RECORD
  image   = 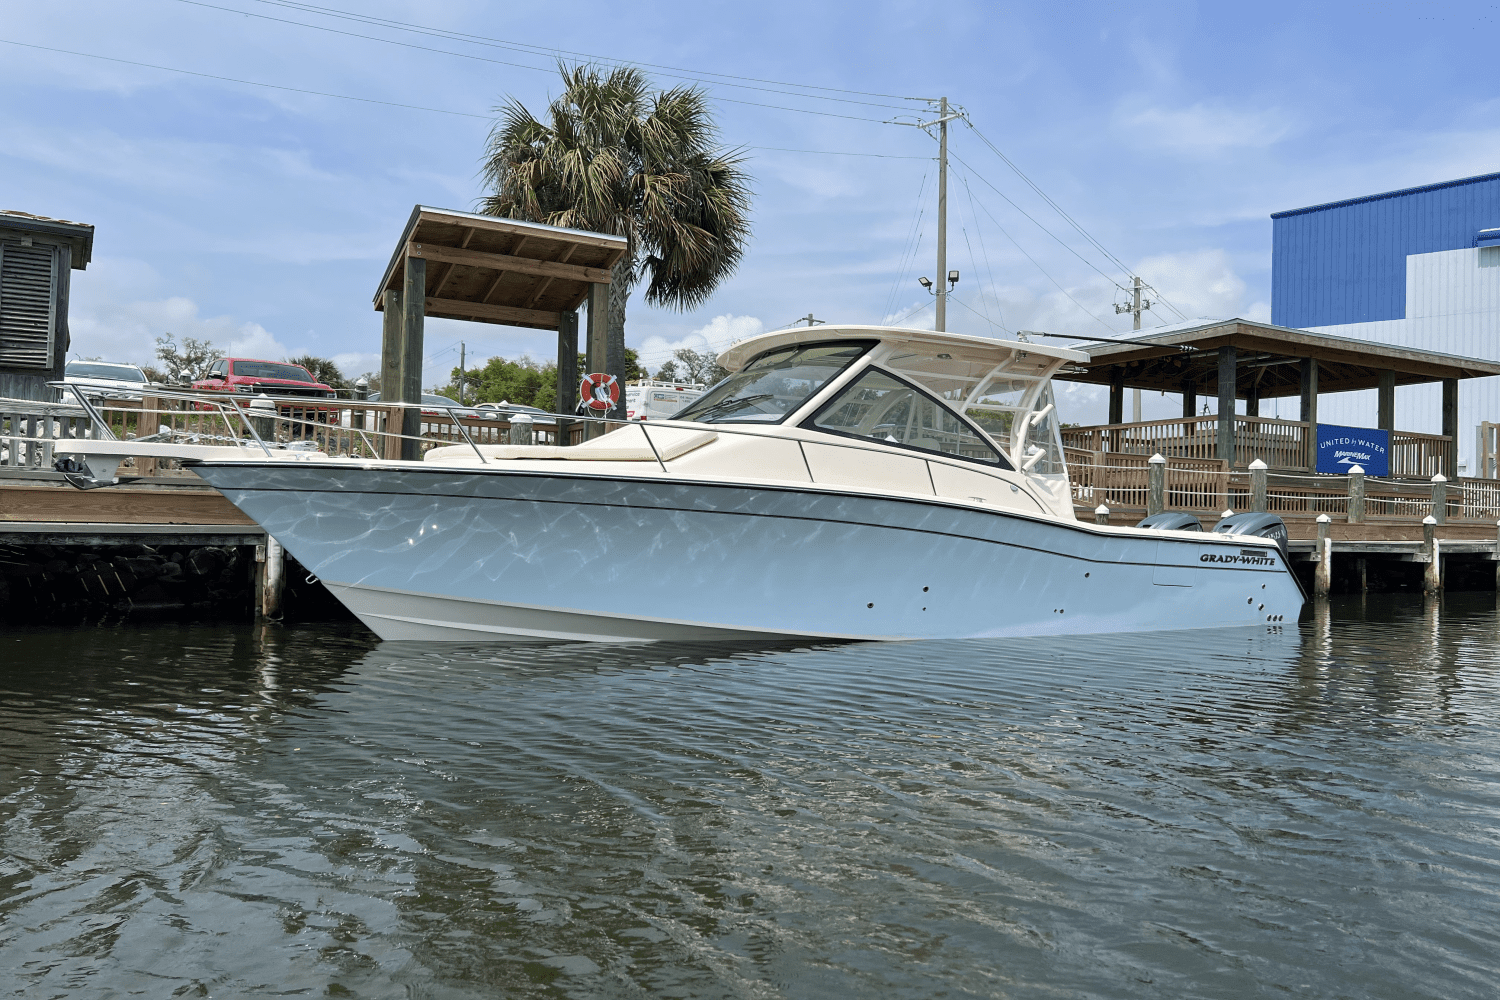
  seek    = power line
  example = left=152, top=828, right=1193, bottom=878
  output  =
left=961, top=175, right=1008, bottom=334
left=964, top=123, right=1190, bottom=322
left=950, top=148, right=1127, bottom=293
left=234, top=0, right=935, bottom=104
left=170, top=0, right=910, bottom=121
left=951, top=163, right=1116, bottom=333
left=0, top=37, right=498, bottom=120
left=882, top=169, right=931, bottom=323
left=747, top=146, right=931, bottom=159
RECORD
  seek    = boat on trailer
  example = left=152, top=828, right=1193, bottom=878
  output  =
left=56, top=325, right=1304, bottom=642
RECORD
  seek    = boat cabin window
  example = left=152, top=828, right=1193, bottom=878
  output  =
left=807, top=367, right=1011, bottom=468
left=675, top=341, right=873, bottom=424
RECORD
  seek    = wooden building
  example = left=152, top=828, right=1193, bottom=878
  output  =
left=0, top=211, right=94, bottom=402
left=1055, top=318, right=1500, bottom=477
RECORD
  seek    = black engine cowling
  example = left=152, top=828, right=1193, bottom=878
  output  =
left=1137, top=512, right=1203, bottom=531
left=1211, top=511, right=1289, bottom=559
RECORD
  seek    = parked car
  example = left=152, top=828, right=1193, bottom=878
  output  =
left=62, top=360, right=157, bottom=401
left=365, top=392, right=482, bottom=420
left=473, top=401, right=558, bottom=426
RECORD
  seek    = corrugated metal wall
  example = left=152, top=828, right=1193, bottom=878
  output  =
left=1271, top=173, right=1500, bottom=329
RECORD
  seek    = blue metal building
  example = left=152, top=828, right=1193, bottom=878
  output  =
left=1271, top=172, right=1500, bottom=473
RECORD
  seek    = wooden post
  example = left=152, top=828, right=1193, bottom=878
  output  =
left=1494, top=519, right=1500, bottom=592
left=1422, top=516, right=1440, bottom=594
left=1441, top=377, right=1458, bottom=478
left=1249, top=458, right=1267, bottom=513
left=509, top=413, right=534, bottom=446
left=262, top=535, right=285, bottom=619
left=1217, top=345, right=1237, bottom=466
left=1315, top=514, right=1332, bottom=597
left=1431, top=473, right=1447, bottom=525
left=1347, top=464, right=1365, bottom=523
left=1147, top=453, right=1165, bottom=516
left=1245, top=387, right=1260, bottom=418
left=1181, top=378, right=1197, bottom=421
left=1094, top=504, right=1110, bottom=525
left=586, top=282, right=609, bottom=439
left=1357, top=557, right=1368, bottom=593
left=1300, top=358, right=1319, bottom=469
left=137, top=395, right=159, bottom=478
left=400, top=255, right=427, bottom=460
left=556, top=308, right=579, bottom=446
left=1377, top=370, right=1395, bottom=433
left=1108, top=370, right=1124, bottom=426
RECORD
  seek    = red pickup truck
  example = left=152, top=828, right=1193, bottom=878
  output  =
left=192, top=359, right=338, bottom=425
left=193, top=358, right=337, bottom=401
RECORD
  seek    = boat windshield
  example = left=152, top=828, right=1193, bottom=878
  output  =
left=808, top=367, right=1009, bottom=467
left=674, top=341, right=874, bottom=424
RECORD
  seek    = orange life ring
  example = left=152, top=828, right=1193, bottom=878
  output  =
left=579, top=373, right=620, bottom=412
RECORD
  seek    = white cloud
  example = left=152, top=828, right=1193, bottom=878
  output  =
left=635, top=314, right=764, bottom=373
left=1114, top=100, right=1293, bottom=157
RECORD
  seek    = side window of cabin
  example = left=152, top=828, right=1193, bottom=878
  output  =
left=809, top=368, right=1009, bottom=468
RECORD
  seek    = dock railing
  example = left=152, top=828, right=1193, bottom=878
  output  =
left=1061, top=416, right=1451, bottom=478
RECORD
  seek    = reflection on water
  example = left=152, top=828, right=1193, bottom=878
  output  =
left=3, top=598, right=1500, bottom=998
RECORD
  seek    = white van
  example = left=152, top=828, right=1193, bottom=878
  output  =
left=625, top=380, right=705, bottom=421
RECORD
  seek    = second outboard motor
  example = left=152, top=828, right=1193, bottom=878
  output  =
left=1137, top=511, right=1203, bottom=531
left=1212, top=511, right=1289, bottom=560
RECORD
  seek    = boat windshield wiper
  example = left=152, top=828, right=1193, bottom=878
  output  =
left=691, top=393, right=774, bottom=421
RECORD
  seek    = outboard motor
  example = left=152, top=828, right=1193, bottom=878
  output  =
left=1212, top=511, right=1289, bottom=560
left=1137, top=511, right=1203, bottom=531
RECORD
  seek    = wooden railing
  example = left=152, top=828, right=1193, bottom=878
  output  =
left=1, top=398, right=93, bottom=470
left=1062, top=417, right=1451, bottom=477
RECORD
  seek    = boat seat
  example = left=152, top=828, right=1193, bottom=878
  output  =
left=423, top=427, right=717, bottom=464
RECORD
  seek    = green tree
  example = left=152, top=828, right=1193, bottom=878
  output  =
left=656, top=347, right=726, bottom=385
left=153, top=333, right=220, bottom=383
left=479, top=64, right=751, bottom=417
left=285, top=355, right=348, bottom=389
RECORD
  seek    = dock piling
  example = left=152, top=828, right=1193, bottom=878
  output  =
left=253, top=538, right=285, bottom=619
left=1431, top=474, right=1448, bottom=525
left=1094, top=503, right=1110, bottom=525
left=1422, top=516, right=1441, bottom=594
left=509, top=412, right=534, bottom=447
left=1250, top=458, right=1267, bottom=513
left=1347, top=464, right=1366, bottom=523
left=1315, top=514, right=1332, bottom=597
left=1146, top=454, right=1165, bottom=516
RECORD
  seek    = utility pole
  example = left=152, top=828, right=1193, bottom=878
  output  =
left=1115, top=276, right=1152, bottom=421
left=458, top=341, right=465, bottom=405
left=936, top=96, right=949, bottom=332
left=898, top=97, right=962, bottom=331
left=800, top=314, right=825, bottom=327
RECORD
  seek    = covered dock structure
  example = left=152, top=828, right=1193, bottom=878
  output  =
left=373, top=206, right=629, bottom=457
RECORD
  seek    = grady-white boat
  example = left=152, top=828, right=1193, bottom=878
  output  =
left=57, top=326, right=1304, bottom=641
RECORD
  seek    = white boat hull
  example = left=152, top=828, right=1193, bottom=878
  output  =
left=190, top=461, right=1305, bottom=642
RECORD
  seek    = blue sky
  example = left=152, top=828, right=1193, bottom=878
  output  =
left=5, top=0, right=1498, bottom=421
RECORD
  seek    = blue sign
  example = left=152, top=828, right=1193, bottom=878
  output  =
left=1316, top=424, right=1389, bottom=476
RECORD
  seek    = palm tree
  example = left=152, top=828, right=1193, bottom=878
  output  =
left=478, top=64, right=752, bottom=414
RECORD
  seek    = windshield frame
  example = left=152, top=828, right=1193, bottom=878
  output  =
left=801, top=364, right=1014, bottom=470
left=672, top=339, right=877, bottom=425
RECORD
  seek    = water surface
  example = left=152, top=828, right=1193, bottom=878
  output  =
left=3, top=597, right=1499, bottom=998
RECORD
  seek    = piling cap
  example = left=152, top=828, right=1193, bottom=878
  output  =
left=248, top=394, right=275, bottom=411
left=511, top=412, right=533, bottom=424
left=1148, top=453, right=1166, bottom=465
left=1348, top=465, right=1364, bottom=475
left=1423, top=515, right=1437, bottom=524
left=1094, top=504, right=1109, bottom=514
left=1316, top=513, right=1331, bottom=523
left=1432, top=473, right=1447, bottom=483
left=1221, top=509, right=1234, bottom=518
left=1248, top=458, right=1268, bottom=470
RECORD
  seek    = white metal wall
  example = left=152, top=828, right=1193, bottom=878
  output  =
left=1307, top=246, right=1500, bottom=475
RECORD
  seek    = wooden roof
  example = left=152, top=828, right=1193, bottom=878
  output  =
left=373, top=206, right=628, bottom=331
left=1054, top=318, right=1500, bottom=398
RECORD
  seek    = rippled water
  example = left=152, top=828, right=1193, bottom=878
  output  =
left=3, top=598, right=1500, bottom=998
